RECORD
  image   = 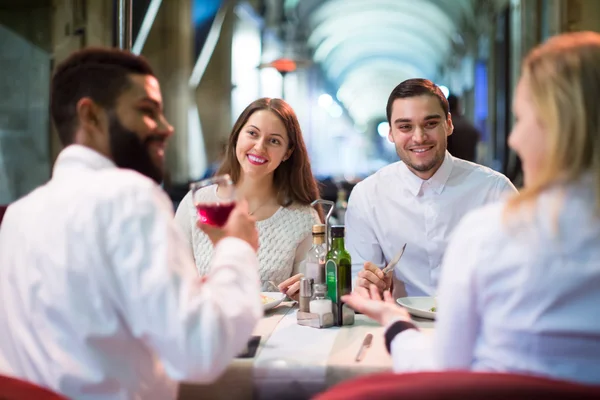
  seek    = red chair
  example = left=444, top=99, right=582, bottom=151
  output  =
left=314, top=371, right=600, bottom=400
left=0, top=375, right=68, bottom=400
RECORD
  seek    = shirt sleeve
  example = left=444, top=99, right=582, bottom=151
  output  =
left=389, top=328, right=436, bottom=372
left=107, top=185, right=263, bottom=383
left=387, top=209, right=485, bottom=372
left=495, top=175, right=519, bottom=199
left=431, top=209, right=483, bottom=369
left=345, top=184, right=385, bottom=283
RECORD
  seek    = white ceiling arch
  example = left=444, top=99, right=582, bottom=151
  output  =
left=322, top=39, right=439, bottom=85
left=287, top=0, right=475, bottom=126
left=336, top=63, right=423, bottom=125
left=307, top=6, right=455, bottom=55
left=336, top=61, right=426, bottom=103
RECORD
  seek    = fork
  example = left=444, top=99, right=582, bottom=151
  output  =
left=382, top=243, right=407, bottom=274
left=266, top=280, right=298, bottom=303
left=266, top=280, right=280, bottom=292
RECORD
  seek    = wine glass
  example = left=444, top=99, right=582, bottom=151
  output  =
left=190, top=174, right=236, bottom=227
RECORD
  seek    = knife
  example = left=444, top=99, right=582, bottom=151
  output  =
left=355, top=333, right=373, bottom=362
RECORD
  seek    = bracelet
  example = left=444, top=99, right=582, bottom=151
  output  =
left=384, top=320, right=418, bottom=353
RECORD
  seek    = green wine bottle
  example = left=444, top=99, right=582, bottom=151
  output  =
left=325, top=225, right=352, bottom=326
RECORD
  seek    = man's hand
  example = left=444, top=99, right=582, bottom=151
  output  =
left=355, top=261, right=393, bottom=292
left=277, top=273, right=303, bottom=301
left=198, top=200, right=259, bottom=251
left=341, top=284, right=411, bottom=327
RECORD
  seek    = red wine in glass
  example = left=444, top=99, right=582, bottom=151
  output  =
left=190, top=174, right=236, bottom=227
left=195, top=202, right=236, bottom=227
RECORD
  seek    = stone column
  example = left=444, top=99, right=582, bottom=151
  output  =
left=565, top=0, right=600, bottom=32
left=50, top=0, right=113, bottom=162
left=141, top=0, right=193, bottom=186
left=194, top=3, right=235, bottom=177
left=0, top=1, right=53, bottom=202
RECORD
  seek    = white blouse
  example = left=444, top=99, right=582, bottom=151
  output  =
left=390, top=174, right=600, bottom=385
left=175, top=186, right=321, bottom=290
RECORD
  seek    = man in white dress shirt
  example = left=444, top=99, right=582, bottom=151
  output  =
left=348, top=79, right=517, bottom=298
left=340, top=32, right=600, bottom=384
left=0, top=48, right=262, bottom=400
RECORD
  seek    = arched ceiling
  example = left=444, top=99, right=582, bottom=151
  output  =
left=286, top=0, right=475, bottom=126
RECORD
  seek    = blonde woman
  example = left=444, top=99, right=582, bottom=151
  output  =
left=343, top=31, right=600, bottom=385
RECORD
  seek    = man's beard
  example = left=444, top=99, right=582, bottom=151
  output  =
left=396, top=134, right=447, bottom=175
left=108, top=114, right=165, bottom=184
left=404, top=150, right=444, bottom=172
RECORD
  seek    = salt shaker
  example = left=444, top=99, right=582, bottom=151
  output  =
left=309, top=283, right=333, bottom=327
left=299, top=277, right=313, bottom=312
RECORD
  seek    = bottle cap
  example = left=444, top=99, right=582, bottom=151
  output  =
left=312, top=224, right=326, bottom=235
left=313, top=283, right=327, bottom=295
left=330, top=225, right=345, bottom=238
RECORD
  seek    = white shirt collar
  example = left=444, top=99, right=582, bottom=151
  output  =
left=399, top=151, right=454, bottom=196
left=53, top=145, right=116, bottom=177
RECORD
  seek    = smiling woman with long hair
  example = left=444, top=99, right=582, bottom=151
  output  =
left=342, top=31, right=600, bottom=385
left=175, top=98, right=322, bottom=296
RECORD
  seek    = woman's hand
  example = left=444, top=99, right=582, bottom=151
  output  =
left=277, top=273, right=303, bottom=301
left=342, top=284, right=412, bottom=327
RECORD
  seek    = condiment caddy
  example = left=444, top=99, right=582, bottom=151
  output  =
left=297, top=200, right=355, bottom=328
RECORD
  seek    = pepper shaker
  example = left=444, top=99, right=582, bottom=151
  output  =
left=299, top=277, right=313, bottom=312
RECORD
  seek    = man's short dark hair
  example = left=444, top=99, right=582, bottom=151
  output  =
left=50, top=47, right=155, bottom=146
left=386, top=78, right=449, bottom=123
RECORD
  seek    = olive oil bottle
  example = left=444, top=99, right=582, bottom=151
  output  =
left=325, top=225, right=352, bottom=326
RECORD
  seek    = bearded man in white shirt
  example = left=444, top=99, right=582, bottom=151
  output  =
left=348, top=78, right=517, bottom=298
left=0, top=48, right=262, bottom=400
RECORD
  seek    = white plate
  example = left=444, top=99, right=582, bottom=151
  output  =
left=397, top=296, right=437, bottom=320
left=261, top=292, right=285, bottom=311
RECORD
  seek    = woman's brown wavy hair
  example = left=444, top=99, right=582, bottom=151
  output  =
left=217, top=98, right=323, bottom=221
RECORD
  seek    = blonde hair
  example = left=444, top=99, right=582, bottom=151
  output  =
left=506, top=31, right=600, bottom=215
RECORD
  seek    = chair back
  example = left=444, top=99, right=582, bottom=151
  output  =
left=0, top=375, right=68, bottom=399
left=314, top=371, right=600, bottom=400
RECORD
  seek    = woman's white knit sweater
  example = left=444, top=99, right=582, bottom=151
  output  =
left=174, top=185, right=320, bottom=290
